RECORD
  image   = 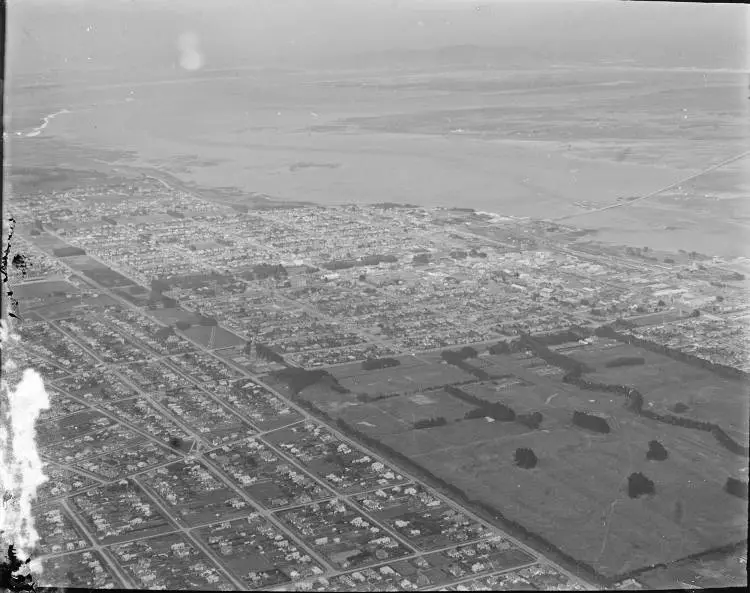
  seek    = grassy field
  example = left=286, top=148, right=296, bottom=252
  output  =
left=413, top=412, right=747, bottom=578
left=297, top=340, right=748, bottom=579
left=183, top=325, right=245, bottom=349
left=13, top=279, right=79, bottom=298
left=149, top=307, right=206, bottom=326
left=636, top=543, right=748, bottom=589
left=566, top=340, right=749, bottom=436
left=332, top=357, right=475, bottom=396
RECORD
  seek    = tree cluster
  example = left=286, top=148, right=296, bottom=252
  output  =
left=441, top=346, right=479, bottom=364
left=724, top=477, right=749, bottom=500
left=154, top=326, right=175, bottom=341
left=627, top=472, right=655, bottom=499
left=489, top=341, right=511, bottom=355
left=322, top=254, right=398, bottom=270
left=572, top=411, right=611, bottom=434
left=517, top=333, right=591, bottom=374
left=514, top=447, right=538, bottom=469
left=517, top=411, right=544, bottom=430
left=413, top=417, right=448, bottom=430
left=256, top=343, right=285, bottom=364
left=361, top=357, right=401, bottom=371
left=594, top=325, right=748, bottom=380
left=646, top=440, right=668, bottom=461
left=248, top=263, right=288, bottom=281
left=272, top=367, right=349, bottom=396
left=465, top=402, right=516, bottom=422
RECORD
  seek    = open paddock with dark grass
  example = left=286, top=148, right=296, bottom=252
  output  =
left=79, top=266, right=135, bottom=288
left=183, top=324, right=245, bottom=349
left=313, top=342, right=749, bottom=579
left=26, top=298, right=88, bottom=318
left=406, top=405, right=747, bottom=578
left=220, top=346, right=287, bottom=376
left=635, top=542, right=748, bottom=590
left=13, top=279, right=79, bottom=298
left=149, top=306, right=207, bottom=326
left=372, top=390, right=476, bottom=423
left=297, top=381, right=478, bottom=436
left=459, top=380, right=541, bottom=409
left=384, top=417, right=535, bottom=455
left=328, top=354, right=426, bottom=380
left=566, top=340, right=749, bottom=435
left=463, top=353, right=541, bottom=379
left=334, top=359, right=476, bottom=397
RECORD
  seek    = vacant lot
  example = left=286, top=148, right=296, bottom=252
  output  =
left=183, top=325, right=245, bottom=349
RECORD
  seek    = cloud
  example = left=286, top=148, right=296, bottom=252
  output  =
left=177, top=30, right=205, bottom=71
left=0, top=321, right=51, bottom=562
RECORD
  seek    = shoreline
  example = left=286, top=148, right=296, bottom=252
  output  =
left=23, top=109, right=71, bottom=138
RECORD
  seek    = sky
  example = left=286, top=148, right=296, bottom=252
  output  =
left=6, top=0, right=748, bottom=85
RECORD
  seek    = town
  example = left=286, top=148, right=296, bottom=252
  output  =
left=6, top=170, right=748, bottom=591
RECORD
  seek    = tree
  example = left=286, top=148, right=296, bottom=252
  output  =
left=155, top=326, right=175, bottom=341
left=489, top=341, right=510, bottom=355
left=413, top=417, right=447, bottom=430
left=517, top=411, right=543, bottom=429
left=724, top=477, right=749, bottom=500
left=168, top=435, right=185, bottom=450
left=572, top=411, right=610, bottom=434
left=673, top=500, right=684, bottom=524
left=514, top=447, right=538, bottom=469
left=604, top=356, right=645, bottom=368
left=690, top=309, right=701, bottom=318
left=646, top=440, right=668, bottom=461
left=175, top=320, right=192, bottom=331
left=362, top=357, right=401, bottom=371
left=627, top=472, right=655, bottom=499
